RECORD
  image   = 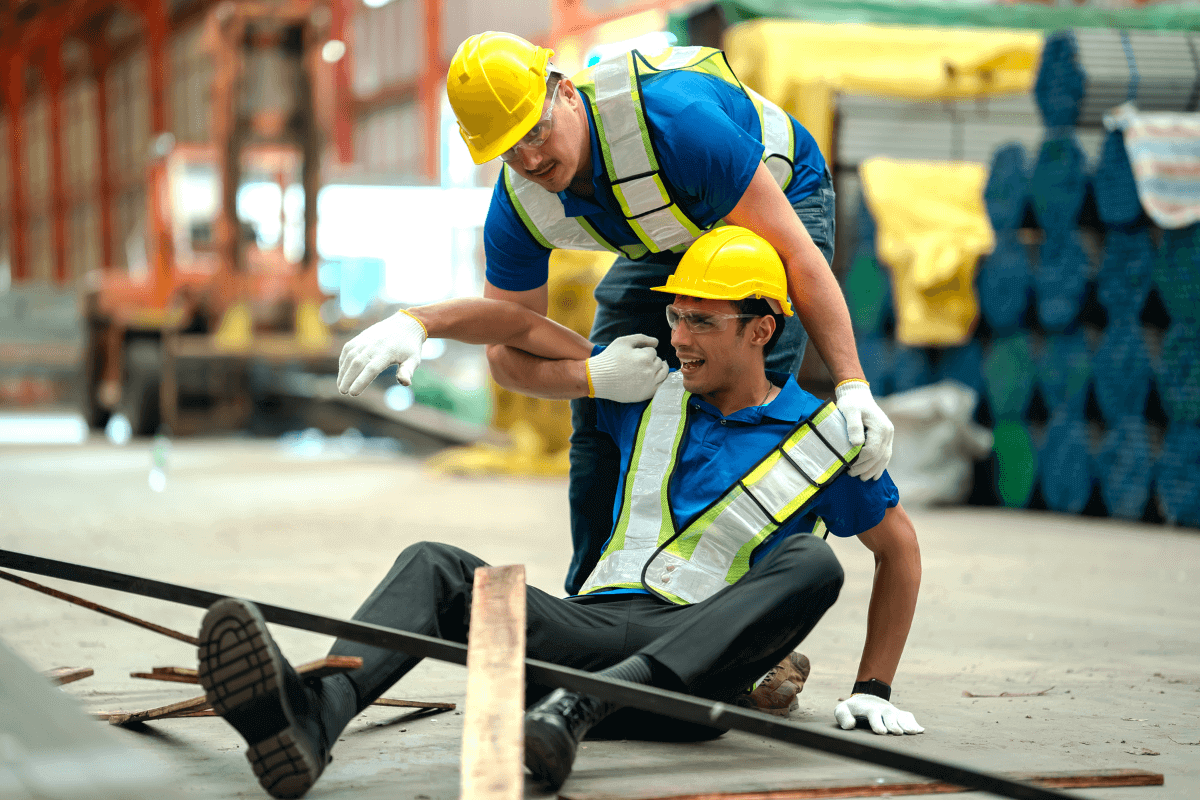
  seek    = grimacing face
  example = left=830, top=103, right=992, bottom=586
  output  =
left=503, top=78, right=590, bottom=194
left=669, top=295, right=775, bottom=402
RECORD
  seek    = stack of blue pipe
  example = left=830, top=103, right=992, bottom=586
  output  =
left=841, top=35, right=1200, bottom=523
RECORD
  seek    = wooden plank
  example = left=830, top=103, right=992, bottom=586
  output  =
left=130, top=656, right=367, bottom=685
left=0, top=569, right=198, bottom=645
left=44, top=666, right=94, bottom=685
left=373, top=698, right=455, bottom=710
left=95, top=695, right=210, bottom=726
left=460, top=565, right=526, bottom=800
left=559, top=769, right=1165, bottom=800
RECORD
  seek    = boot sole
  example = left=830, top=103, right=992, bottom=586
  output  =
left=523, top=714, right=576, bottom=791
left=198, top=598, right=322, bottom=799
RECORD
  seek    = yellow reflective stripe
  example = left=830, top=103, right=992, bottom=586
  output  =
left=575, top=216, right=620, bottom=256
left=579, top=582, right=642, bottom=595
left=812, top=517, right=827, bottom=537
left=653, top=585, right=690, bottom=606
left=504, top=168, right=554, bottom=250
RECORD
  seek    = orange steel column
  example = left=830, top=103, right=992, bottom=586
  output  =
left=331, top=0, right=354, bottom=164
left=89, top=40, right=114, bottom=271
left=45, top=48, right=69, bottom=285
left=3, top=49, right=29, bottom=283
left=138, top=0, right=169, bottom=135
left=420, top=0, right=442, bottom=182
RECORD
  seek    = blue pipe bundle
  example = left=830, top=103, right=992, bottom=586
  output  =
left=1038, top=332, right=1092, bottom=418
left=1097, top=224, right=1155, bottom=323
left=856, top=335, right=895, bottom=397
left=1094, top=415, right=1156, bottom=520
left=1039, top=413, right=1094, bottom=514
left=1036, top=230, right=1091, bottom=333
left=845, top=247, right=893, bottom=338
left=1157, top=320, right=1200, bottom=425
left=992, top=421, right=1038, bottom=508
left=1152, top=225, right=1200, bottom=323
left=984, top=143, right=1031, bottom=233
left=855, top=189, right=876, bottom=252
left=937, top=341, right=986, bottom=400
left=984, top=334, right=1036, bottom=421
left=977, top=237, right=1033, bottom=335
left=1092, top=321, right=1154, bottom=425
left=1030, top=136, right=1089, bottom=234
left=1033, top=31, right=1084, bottom=128
left=1092, top=130, right=1143, bottom=229
left=1157, top=423, right=1200, bottom=527
left=892, top=345, right=935, bottom=394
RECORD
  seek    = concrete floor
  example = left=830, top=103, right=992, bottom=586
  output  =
left=1, top=435, right=1197, bottom=800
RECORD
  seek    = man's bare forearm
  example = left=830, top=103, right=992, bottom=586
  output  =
left=485, top=343, right=590, bottom=400
left=407, top=298, right=593, bottom=362
left=855, top=504, right=921, bottom=685
left=784, top=249, right=866, bottom=384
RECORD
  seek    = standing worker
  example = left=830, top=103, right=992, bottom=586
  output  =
left=341, top=34, right=894, bottom=618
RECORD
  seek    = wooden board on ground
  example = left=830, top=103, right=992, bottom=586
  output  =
left=559, top=768, right=1165, bottom=800
left=94, top=695, right=209, bottom=725
left=460, top=564, right=526, bottom=800
left=130, top=655, right=367, bottom=684
left=44, top=666, right=93, bottom=685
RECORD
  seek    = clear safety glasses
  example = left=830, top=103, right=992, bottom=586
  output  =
left=665, top=304, right=758, bottom=334
left=499, top=81, right=561, bottom=163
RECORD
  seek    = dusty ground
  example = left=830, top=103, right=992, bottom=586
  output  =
left=1, top=433, right=1197, bottom=800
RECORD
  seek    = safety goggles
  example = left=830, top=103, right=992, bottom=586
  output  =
left=665, top=304, right=759, bottom=334
left=499, top=81, right=561, bottom=163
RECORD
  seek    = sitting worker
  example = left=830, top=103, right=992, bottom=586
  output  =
left=199, top=228, right=922, bottom=800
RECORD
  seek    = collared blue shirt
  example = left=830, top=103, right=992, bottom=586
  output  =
left=587, top=370, right=899, bottom=597
left=484, top=69, right=827, bottom=293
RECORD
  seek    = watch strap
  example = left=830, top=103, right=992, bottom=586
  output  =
left=852, top=678, right=891, bottom=701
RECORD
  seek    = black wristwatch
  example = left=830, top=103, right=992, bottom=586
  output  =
left=852, top=678, right=891, bottom=702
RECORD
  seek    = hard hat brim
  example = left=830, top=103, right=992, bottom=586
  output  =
left=650, top=282, right=794, bottom=316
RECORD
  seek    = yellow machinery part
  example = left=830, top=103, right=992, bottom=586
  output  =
left=428, top=249, right=616, bottom=477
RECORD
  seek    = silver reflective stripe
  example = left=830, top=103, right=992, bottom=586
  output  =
left=615, top=175, right=667, bottom=217
left=509, top=170, right=608, bottom=251
left=578, top=373, right=687, bottom=595
left=593, top=57, right=654, bottom=181
left=632, top=208, right=697, bottom=251
left=745, top=86, right=794, bottom=189
left=656, top=46, right=703, bottom=70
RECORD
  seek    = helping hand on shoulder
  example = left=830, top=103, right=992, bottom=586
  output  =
left=834, top=693, right=924, bottom=735
left=834, top=379, right=894, bottom=482
left=586, top=334, right=669, bottom=403
left=337, top=310, right=427, bottom=397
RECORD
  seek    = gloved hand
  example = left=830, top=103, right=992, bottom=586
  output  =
left=586, top=334, right=669, bottom=403
left=834, top=694, right=924, bottom=735
left=834, top=379, right=894, bottom=482
left=338, top=310, right=427, bottom=396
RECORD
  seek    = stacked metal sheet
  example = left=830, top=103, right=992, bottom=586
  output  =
left=1035, top=29, right=1200, bottom=129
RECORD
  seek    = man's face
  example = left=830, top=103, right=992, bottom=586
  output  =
left=504, top=79, right=589, bottom=193
left=669, top=295, right=771, bottom=398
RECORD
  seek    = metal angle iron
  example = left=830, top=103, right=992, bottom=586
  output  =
left=0, top=549, right=1082, bottom=800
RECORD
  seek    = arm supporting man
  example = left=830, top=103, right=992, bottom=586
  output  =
left=835, top=503, right=924, bottom=735
left=725, top=163, right=894, bottom=480
left=482, top=282, right=592, bottom=400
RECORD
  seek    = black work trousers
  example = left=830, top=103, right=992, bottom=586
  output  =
left=328, top=532, right=844, bottom=739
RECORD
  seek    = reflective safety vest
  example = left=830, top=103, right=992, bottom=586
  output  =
left=578, top=373, right=862, bottom=605
left=503, top=46, right=797, bottom=261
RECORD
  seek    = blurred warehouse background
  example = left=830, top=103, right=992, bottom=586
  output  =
left=0, top=0, right=1198, bottom=525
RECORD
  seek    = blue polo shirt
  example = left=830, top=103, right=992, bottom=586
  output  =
left=583, top=370, right=899, bottom=597
left=484, top=68, right=827, bottom=293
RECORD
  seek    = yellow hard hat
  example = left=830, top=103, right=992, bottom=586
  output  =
left=447, top=32, right=554, bottom=164
left=652, top=227, right=794, bottom=316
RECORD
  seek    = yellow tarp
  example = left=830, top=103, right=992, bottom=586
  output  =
left=724, top=20, right=1043, bottom=160
left=859, top=157, right=994, bottom=346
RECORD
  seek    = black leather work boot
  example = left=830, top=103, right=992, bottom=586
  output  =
left=524, top=688, right=617, bottom=790
left=198, top=598, right=356, bottom=799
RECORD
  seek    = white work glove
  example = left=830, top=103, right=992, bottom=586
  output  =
left=835, top=694, right=924, bottom=735
left=586, top=334, right=669, bottom=403
left=834, top=379, right=894, bottom=482
left=338, top=310, right=427, bottom=396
